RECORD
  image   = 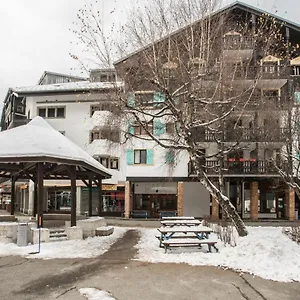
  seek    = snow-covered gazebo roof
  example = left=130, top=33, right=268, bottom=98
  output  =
left=0, top=117, right=111, bottom=180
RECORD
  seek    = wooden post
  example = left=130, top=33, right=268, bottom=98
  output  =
left=70, top=166, right=77, bottom=227
left=98, top=179, right=102, bottom=217
left=211, top=197, right=219, bottom=220
left=33, top=180, right=37, bottom=217
left=88, top=179, right=93, bottom=216
left=250, top=181, right=259, bottom=220
left=37, top=163, right=44, bottom=227
left=177, top=182, right=184, bottom=216
left=10, top=176, right=16, bottom=216
left=124, top=181, right=131, bottom=218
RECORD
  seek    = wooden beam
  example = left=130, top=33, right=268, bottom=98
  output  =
left=70, top=166, right=77, bottom=227
left=37, top=162, right=44, bottom=228
left=10, top=176, right=16, bottom=216
left=88, top=179, right=93, bottom=217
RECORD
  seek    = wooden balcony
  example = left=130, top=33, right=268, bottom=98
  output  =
left=193, top=128, right=289, bottom=143
left=188, top=160, right=279, bottom=176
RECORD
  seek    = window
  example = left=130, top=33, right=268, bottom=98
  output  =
left=90, top=128, right=120, bottom=143
left=293, top=66, right=300, bottom=76
left=134, top=150, right=147, bottom=164
left=135, top=93, right=154, bottom=107
left=90, top=103, right=115, bottom=116
left=94, top=156, right=119, bottom=170
left=110, top=158, right=119, bottom=170
left=133, top=121, right=153, bottom=135
left=166, top=123, right=175, bottom=134
left=38, top=108, right=46, bottom=117
left=37, top=107, right=65, bottom=118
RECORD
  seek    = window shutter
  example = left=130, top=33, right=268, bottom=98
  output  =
left=153, top=92, right=165, bottom=107
left=153, top=119, right=166, bottom=136
left=295, top=92, right=300, bottom=103
left=146, top=149, right=154, bottom=165
left=126, top=149, right=134, bottom=165
left=128, top=94, right=135, bottom=107
left=165, top=150, right=175, bottom=164
left=127, top=122, right=134, bottom=135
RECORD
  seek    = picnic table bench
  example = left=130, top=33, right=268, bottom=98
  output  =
left=131, top=211, right=149, bottom=218
left=162, top=238, right=219, bottom=253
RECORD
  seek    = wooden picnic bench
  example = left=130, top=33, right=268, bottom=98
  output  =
left=162, top=238, right=219, bottom=253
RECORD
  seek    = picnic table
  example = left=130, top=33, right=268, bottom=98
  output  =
left=161, top=216, right=195, bottom=220
left=157, top=225, right=218, bottom=253
left=160, top=219, right=201, bottom=227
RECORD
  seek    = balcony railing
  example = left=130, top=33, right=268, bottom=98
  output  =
left=204, top=66, right=290, bottom=81
left=188, top=160, right=279, bottom=176
left=223, top=37, right=255, bottom=50
left=193, top=128, right=289, bottom=143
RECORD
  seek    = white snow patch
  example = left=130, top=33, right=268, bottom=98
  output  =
left=0, top=227, right=127, bottom=259
left=135, top=226, right=300, bottom=282
left=79, top=288, right=116, bottom=300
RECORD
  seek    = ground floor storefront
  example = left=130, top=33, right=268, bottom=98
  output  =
left=1, top=178, right=299, bottom=221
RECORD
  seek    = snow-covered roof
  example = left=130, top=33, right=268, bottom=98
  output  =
left=10, top=81, right=123, bottom=95
left=0, top=117, right=111, bottom=178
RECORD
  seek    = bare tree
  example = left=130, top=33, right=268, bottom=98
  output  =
left=71, top=0, right=288, bottom=236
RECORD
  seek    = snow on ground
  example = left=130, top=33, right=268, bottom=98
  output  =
left=0, top=227, right=127, bottom=259
left=79, top=288, right=116, bottom=300
left=135, top=226, right=300, bottom=282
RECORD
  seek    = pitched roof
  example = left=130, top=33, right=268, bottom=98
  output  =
left=10, top=81, right=123, bottom=96
left=0, top=117, right=111, bottom=178
left=114, top=1, right=300, bottom=65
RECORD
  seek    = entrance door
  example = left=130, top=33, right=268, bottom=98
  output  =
left=150, top=195, right=160, bottom=218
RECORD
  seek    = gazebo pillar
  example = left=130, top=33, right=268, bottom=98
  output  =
left=98, top=179, right=102, bottom=217
left=10, top=176, right=16, bottom=216
left=88, top=179, right=93, bottom=216
left=33, top=180, right=38, bottom=217
left=37, top=163, right=44, bottom=227
left=70, top=166, right=77, bottom=227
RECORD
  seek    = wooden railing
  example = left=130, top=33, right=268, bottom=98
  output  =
left=192, top=128, right=289, bottom=143
left=188, top=160, right=280, bottom=176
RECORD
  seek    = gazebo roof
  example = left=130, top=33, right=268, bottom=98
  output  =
left=0, top=117, right=111, bottom=180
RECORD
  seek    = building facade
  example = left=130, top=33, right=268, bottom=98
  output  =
left=2, top=2, right=300, bottom=221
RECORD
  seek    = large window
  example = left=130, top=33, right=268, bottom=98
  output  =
left=90, top=103, right=116, bottom=116
left=134, top=150, right=147, bottom=164
left=38, top=106, right=65, bottom=118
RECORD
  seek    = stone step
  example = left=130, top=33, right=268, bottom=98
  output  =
left=49, top=232, right=67, bottom=238
left=49, top=228, right=65, bottom=234
left=49, top=236, right=68, bottom=242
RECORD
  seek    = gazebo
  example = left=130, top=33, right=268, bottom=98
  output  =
left=0, top=117, right=111, bottom=227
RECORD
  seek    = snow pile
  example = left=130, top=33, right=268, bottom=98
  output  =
left=0, top=227, right=127, bottom=259
left=135, top=226, right=300, bottom=282
left=79, top=288, right=116, bottom=300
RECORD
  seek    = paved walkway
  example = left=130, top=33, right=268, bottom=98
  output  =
left=0, top=229, right=299, bottom=300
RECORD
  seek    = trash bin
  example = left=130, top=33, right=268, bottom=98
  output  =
left=17, top=223, right=28, bottom=247
left=295, top=209, right=299, bottom=220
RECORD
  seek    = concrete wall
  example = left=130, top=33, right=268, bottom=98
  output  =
left=182, top=182, right=210, bottom=217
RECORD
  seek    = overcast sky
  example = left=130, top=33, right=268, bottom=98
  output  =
left=0, top=0, right=300, bottom=109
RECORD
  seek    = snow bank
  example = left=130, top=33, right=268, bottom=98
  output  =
left=0, top=227, right=127, bottom=259
left=135, top=226, right=300, bottom=282
left=79, top=288, right=116, bottom=300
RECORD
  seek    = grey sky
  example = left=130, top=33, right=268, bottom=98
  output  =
left=0, top=0, right=299, bottom=109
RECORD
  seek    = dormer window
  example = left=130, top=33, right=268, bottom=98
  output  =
left=190, top=57, right=206, bottom=76
left=291, top=56, right=300, bottom=76
left=223, top=31, right=242, bottom=50
left=261, top=55, right=280, bottom=76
